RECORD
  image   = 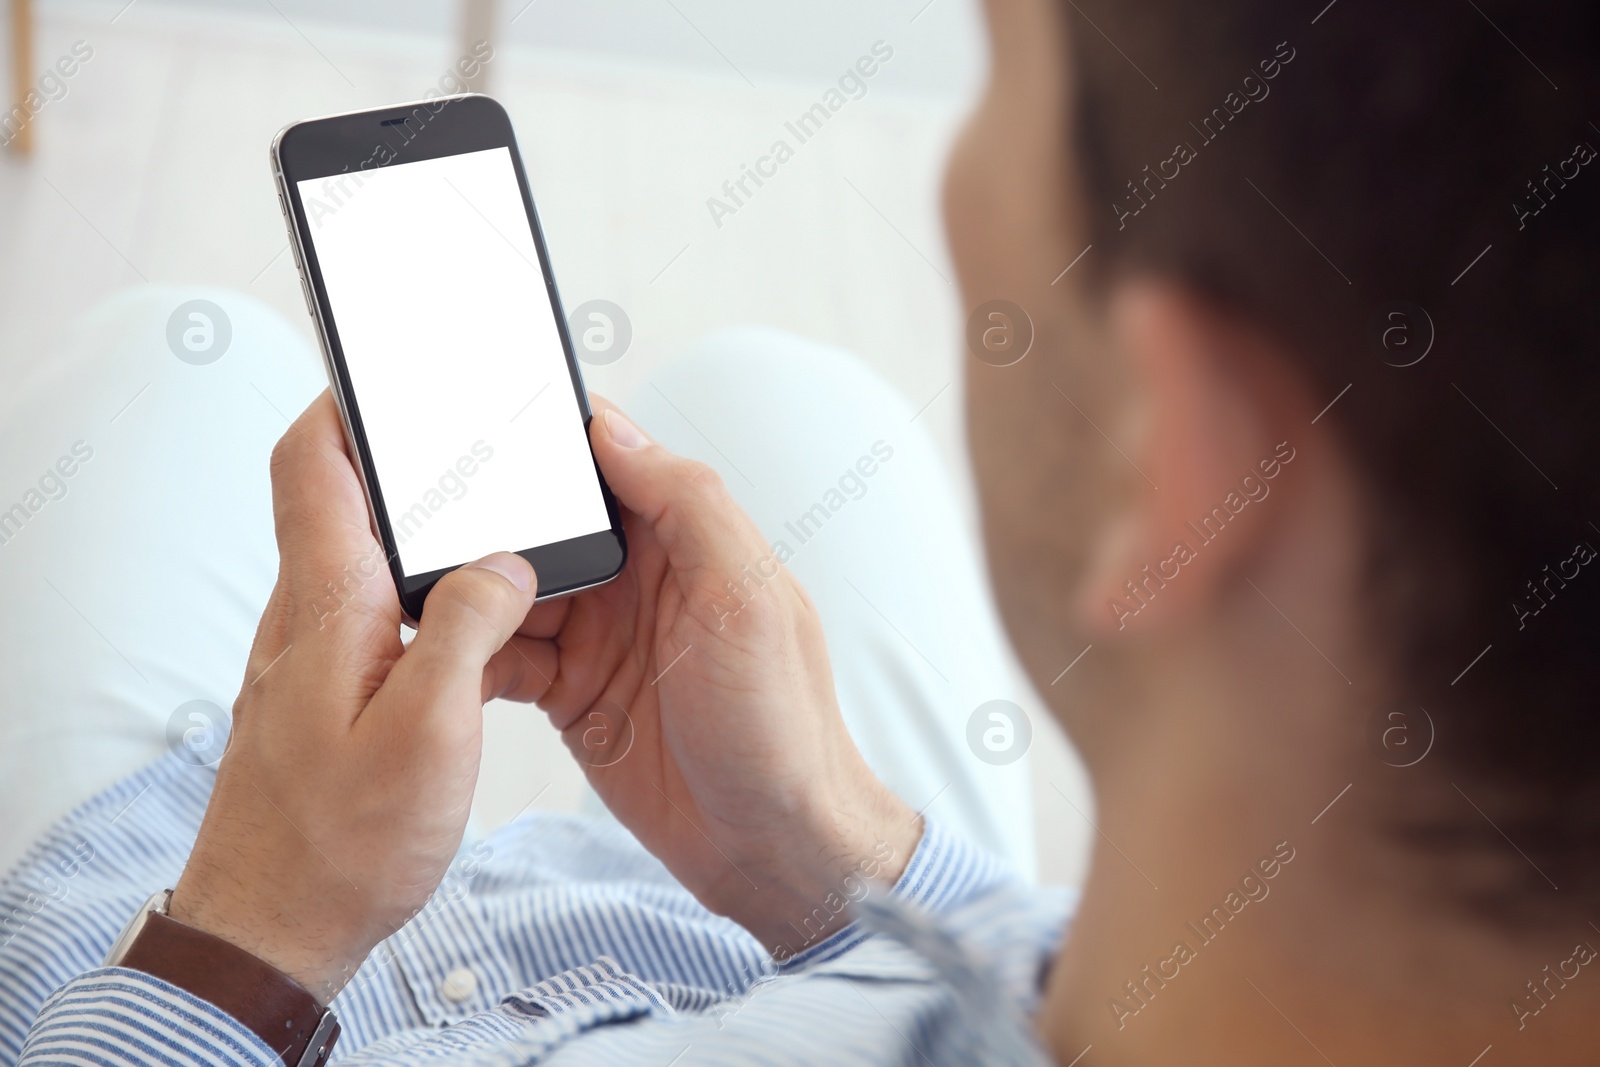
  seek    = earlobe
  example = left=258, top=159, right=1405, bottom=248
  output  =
left=1073, top=280, right=1307, bottom=638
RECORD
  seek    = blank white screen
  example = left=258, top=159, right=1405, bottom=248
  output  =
left=298, top=146, right=609, bottom=577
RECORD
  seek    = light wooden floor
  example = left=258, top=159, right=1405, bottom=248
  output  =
left=0, top=0, right=1091, bottom=885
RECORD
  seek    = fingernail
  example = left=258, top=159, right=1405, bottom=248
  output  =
left=470, top=552, right=532, bottom=593
left=604, top=408, right=649, bottom=449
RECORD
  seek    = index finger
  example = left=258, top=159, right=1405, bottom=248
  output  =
left=269, top=390, right=386, bottom=597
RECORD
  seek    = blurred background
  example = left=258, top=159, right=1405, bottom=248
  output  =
left=0, top=0, right=1090, bottom=885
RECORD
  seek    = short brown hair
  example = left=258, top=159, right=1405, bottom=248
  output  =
left=1068, top=0, right=1600, bottom=913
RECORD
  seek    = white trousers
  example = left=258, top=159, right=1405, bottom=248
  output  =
left=0, top=287, right=1034, bottom=878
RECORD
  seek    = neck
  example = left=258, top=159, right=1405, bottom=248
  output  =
left=1034, top=641, right=1600, bottom=1065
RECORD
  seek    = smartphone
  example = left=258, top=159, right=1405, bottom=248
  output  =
left=271, top=94, right=625, bottom=619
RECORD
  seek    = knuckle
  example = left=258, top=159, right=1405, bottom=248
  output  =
left=268, top=432, right=299, bottom=481
left=677, top=459, right=727, bottom=502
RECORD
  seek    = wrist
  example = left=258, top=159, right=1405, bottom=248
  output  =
left=107, top=889, right=342, bottom=1067
left=171, top=862, right=369, bottom=1003
left=169, top=767, right=406, bottom=1003
left=726, top=777, right=924, bottom=960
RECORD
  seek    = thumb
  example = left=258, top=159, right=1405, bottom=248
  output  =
left=385, top=553, right=538, bottom=702
left=589, top=403, right=757, bottom=574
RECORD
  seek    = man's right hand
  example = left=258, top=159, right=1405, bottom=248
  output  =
left=520, top=400, right=920, bottom=957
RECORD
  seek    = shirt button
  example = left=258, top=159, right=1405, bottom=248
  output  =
left=440, top=967, right=478, bottom=1004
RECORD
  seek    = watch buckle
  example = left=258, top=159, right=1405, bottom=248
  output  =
left=295, top=1010, right=339, bottom=1067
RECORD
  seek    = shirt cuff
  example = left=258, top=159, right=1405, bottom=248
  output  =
left=20, top=967, right=282, bottom=1067
left=777, top=819, right=1012, bottom=972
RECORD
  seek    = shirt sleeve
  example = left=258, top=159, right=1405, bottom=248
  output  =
left=774, top=818, right=1016, bottom=972
left=19, top=968, right=283, bottom=1067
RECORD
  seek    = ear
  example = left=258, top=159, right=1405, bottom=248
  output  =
left=1074, top=279, right=1316, bottom=637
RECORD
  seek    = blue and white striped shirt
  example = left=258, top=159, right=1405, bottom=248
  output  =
left=1, top=755, right=1071, bottom=1065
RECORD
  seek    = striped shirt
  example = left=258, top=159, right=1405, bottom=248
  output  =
left=1, top=754, right=1072, bottom=1065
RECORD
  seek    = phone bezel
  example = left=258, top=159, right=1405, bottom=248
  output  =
left=271, top=93, right=627, bottom=620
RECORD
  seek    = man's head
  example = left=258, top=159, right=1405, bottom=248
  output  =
left=945, top=0, right=1600, bottom=1058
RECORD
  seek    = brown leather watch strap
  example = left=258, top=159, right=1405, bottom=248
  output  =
left=120, top=912, right=339, bottom=1066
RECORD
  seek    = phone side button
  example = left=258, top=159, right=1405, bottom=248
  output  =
left=300, top=276, right=315, bottom=317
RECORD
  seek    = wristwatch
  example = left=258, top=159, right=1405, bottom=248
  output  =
left=104, top=890, right=340, bottom=1067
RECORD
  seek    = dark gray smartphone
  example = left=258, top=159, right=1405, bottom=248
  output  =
left=271, top=94, right=626, bottom=620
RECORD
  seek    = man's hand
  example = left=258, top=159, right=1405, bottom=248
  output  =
left=168, top=393, right=546, bottom=1003
left=522, top=400, right=920, bottom=958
